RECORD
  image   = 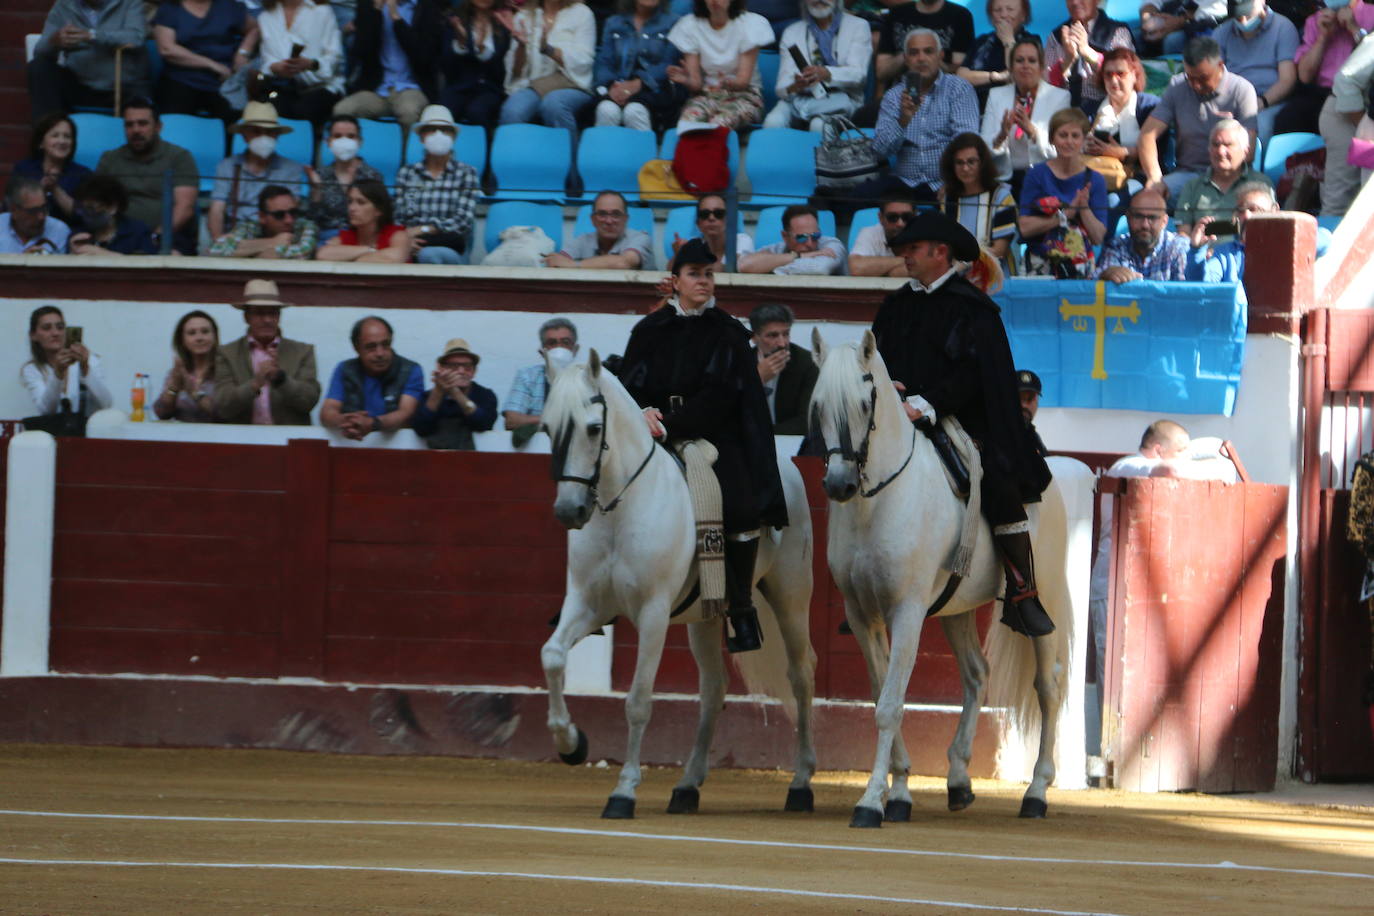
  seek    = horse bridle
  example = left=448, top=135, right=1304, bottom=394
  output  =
left=813, top=372, right=918, bottom=499
left=550, top=394, right=655, bottom=514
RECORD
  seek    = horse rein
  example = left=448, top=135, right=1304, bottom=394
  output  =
left=815, top=373, right=918, bottom=499
left=550, top=394, right=656, bottom=514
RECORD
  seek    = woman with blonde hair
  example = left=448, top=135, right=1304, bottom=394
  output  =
left=1016, top=106, right=1107, bottom=278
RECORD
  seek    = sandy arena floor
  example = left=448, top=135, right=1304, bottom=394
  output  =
left=1, top=744, right=1371, bottom=915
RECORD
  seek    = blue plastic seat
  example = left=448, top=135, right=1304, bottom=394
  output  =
left=745, top=128, right=822, bottom=205
left=1103, top=0, right=1142, bottom=32
left=848, top=207, right=880, bottom=252
left=160, top=114, right=228, bottom=192
left=753, top=205, right=836, bottom=248
left=1262, top=131, right=1323, bottom=184
left=71, top=113, right=126, bottom=170
left=662, top=204, right=702, bottom=263
left=1317, top=214, right=1342, bottom=232
left=758, top=50, right=781, bottom=117
left=454, top=123, right=488, bottom=178
left=574, top=126, right=658, bottom=202
left=230, top=116, right=316, bottom=169
left=489, top=124, right=572, bottom=201
left=483, top=200, right=564, bottom=254
left=658, top=128, right=741, bottom=179
left=572, top=204, right=655, bottom=239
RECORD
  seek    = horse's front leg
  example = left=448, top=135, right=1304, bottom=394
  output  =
left=541, top=592, right=600, bottom=765
left=1021, top=633, right=1064, bottom=818
left=851, top=599, right=924, bottom=828
left=667, top=617, right=727, bottom=814
left=940, top=611, right=989, bottom=812
left=602, top=599, right=672, bottom=819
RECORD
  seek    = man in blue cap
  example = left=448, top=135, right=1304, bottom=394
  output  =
left=871, top=211, right=1055, bottom=637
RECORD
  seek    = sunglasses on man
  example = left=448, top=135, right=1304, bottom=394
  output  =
left=697, top=208, right=726, bottom=221
left=883, top=211, right=915, bottom=224
left=264, top=207, right=300, bottom=220
left=793, top=232, right=822, bottom=243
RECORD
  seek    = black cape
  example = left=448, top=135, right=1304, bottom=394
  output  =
left=618, top=303, right=789, bottom=530
left=872, top=274, right=1052, bottom=503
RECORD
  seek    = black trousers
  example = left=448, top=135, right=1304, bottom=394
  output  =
left=265, top=82, right=341, bottom=129
left=27, top=57, right=120, bottom=120
left=980, top=472, right=1029, bottom=530
left=157, top=76, right=238, bottom=123
left=705, top=439, right=760, bottom=535
left=440, top=84, right=504, bottom=130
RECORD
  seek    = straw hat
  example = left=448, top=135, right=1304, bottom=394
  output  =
left=414, top=104, right=459, bottom=134
left=236, top=278, right=290, bottom=309
left=230, top=101, right=293, bottom=135
left=440, top=337, right=480, bottom=364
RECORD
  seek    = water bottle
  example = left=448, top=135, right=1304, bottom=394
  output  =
left=130, top=373, right=147, bottom=422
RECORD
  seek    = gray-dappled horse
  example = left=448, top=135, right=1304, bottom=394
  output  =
left=810, top=330, right=1075, bottom=826
left=540, top=352, right=817, bottom=819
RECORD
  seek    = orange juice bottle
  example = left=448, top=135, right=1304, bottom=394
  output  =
left=130, top=373, right=146, bottom=422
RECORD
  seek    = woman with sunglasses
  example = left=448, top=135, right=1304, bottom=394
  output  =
left=848, top=192, right=916, bottom=277
left=939, top=132, right=1017, bottom=269
left=667, top=193, right=751, bottom=267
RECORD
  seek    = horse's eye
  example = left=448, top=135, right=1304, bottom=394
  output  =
left=587, top=423, right=603, bottom=437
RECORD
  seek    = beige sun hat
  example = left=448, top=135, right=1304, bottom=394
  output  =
left=236, top=278, right=291, bottom=309
left=440, top=337, right=480, bottom=364
left=231, top=101, right=293, bottom=135
left=414, top=104, right=459, bottom=134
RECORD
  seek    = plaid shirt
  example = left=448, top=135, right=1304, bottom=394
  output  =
left=394, top=158, right=481, bottom=236
left=505, top=363, right=548, bottom=417
left=872, top=72, right=979, bottom=190
left=1096, top=230, right=1190, bottom=282
left=207, top=217, right=320, bottom=259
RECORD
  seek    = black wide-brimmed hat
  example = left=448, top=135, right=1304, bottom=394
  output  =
left=1017, top=369, right=1042, bottom=394
left=671, top=237, right=716, bottom=273
left=888, top=211, right=980, bottom=262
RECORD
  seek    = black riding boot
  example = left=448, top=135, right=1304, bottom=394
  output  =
left=724, top=537, right=763, bottom=653
left=994, top=530, right=1056, bottom=638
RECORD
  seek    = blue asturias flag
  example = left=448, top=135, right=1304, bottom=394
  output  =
left=996, top=278, right=1247, bottom=416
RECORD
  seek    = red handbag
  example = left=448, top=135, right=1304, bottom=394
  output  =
left=672, top=126, right=731, bottom=194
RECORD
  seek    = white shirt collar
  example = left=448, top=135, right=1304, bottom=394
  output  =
left=907, top=267, right=959, bottom=294
left=672, top=296, right=716, bottom=317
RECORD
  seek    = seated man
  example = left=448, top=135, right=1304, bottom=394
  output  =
left=207, top=103, right=308, bottom=241
left=739, top=204, right=847, bottom=276
left=0, top=176, right=71, bottom=254
left=68, top=174, right=157, bottom=256
left=1096, top=188, right=1190, bottom=284
left=848, top=192, right=916, bottom=277
left=214, top=279, right=322, bottom=425
left=1185, top=180, right=1278, bottom=284
left=321, top=316, right=424, bottom=440
left=95, top=97, right=198, bottom=254
left=1211, top=0, right=1299, bottom=148
left=332, top=0, right=442, bottom=130
left=749, top=303, right=819, bottom=436
left=207, top=184, right=319, bottom=259
left=395, top=105, right=481, bottom=264
left=546, top=191, right=654, bottom=270
left=765, top=0, right=872, bottom=131
left=413, top=338, right=498, bottom=450
left=503, top=317, right=579, bottom=437
left=1173, top=119, right=1272, bottom=235
left=27, top=0, right=147, bottom=120
left=1139, top=36, right=1259, bottom=201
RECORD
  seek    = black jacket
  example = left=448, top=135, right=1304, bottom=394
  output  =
left=439, top=17, right=510, bottom=95
left=348, top=0, right=445, bottom=99
left=872, top=275, right=1051, bottom=503
left=769, top=343, right=819, bottom=437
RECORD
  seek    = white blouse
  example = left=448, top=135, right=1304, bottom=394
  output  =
left=668, top=12, right=774, bottom=91
left=21, top=354, right=113, bottom=417
left=504, top=2, right=596, bottom=93
left=256, top=0, right=345, bottom=95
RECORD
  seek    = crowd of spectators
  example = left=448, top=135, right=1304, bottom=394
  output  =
left=8, top=0, right=1363, bottom=277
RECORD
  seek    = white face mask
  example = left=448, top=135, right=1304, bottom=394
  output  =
left=247, top=135, right=277, bottom=159
left=545, top=346, right=576, bottom=371
left=328, top=136, right=359, bottom=162
left=422, top=131, right=454, bottom=156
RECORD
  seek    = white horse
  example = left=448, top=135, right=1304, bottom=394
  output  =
left=810, top=330, right=1074, bottom=826
left=540, top=351, right=818, bottom=819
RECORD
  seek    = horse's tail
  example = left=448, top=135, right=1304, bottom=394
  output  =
left=729, top=594, right=811, bottom=721
left=983, top=458, right=1095, bottom=786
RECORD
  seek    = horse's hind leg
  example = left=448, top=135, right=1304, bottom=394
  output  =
left=759, top=576, right=818, bottom=812
left=669, top=617, right=727, bottom=814
left=541, top=595, right=600, bottom=765
left=603, top=602, right=671, bottom=820
left=852, top=600, right=924, bottom=828
left=940, top=611, right=989, bottom=812
left=1021, top=634, right=1065, bottom=819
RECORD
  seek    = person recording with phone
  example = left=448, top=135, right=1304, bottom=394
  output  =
left=20, top=306, right=113, bottom=418
left=1185, top=180, right=1278, bottom=288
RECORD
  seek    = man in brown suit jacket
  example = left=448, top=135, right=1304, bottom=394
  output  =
left=214, top=278, right=322, bottom=425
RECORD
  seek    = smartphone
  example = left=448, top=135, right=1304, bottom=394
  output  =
left=65, top=326, right=82, bottom=347
left=787, top=44, right=809, bottom=72
left=1208, top=220, right=1238, bottom=236
left=290, top=41, right=306, bottom=58
left=1093, top=129, right=1115, bottom=143
left=904, top=71, right=924, bottom=101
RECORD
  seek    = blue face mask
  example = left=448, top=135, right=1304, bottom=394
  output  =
left=1238, top=13, right=1263, bottom=31
left=1326, top=0, right=1352, bottom=10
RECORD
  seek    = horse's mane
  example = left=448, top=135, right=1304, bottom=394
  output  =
left=543, top=361, right=647, bottom=446
left=812, top=341, right=898, bottom=422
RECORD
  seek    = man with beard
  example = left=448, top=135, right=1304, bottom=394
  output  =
left=765, top=0, right=873, bottom=131
left=1095, top=187, right=1189, bottom=283
left=94, top=97, right=198, bottom=254
left=871, top=211, right=1055, bottom=638
left=321, top=315, right=424, bottom=440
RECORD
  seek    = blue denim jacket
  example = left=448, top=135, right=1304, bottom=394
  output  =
left=593, top=10, right=681, bottom=93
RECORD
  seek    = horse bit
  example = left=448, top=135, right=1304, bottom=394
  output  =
left=550, top=394, right=655, bottom=514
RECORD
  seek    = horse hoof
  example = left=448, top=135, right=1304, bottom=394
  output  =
left=666, top=787, right=699, bottom=814
left=783, top=787, right=814, bottom=813
left=601, top=795, right=636, bottom=819
left=947, top=786, right=976, bottom=812
left=1019, top=796, right=1048, bottom=819
left=558, top=727, right=589, bottom=766
left=883, top=799, right=912, bottom=822
left=849, top=805, right=883, bottom=829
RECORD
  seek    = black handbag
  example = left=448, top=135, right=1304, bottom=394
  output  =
left=22, top=398, right=87, bottom=438
left=815, top=116, right=884, bottom=192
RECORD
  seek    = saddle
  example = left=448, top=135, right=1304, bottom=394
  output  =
left=671, top=440, right=728, bottom=618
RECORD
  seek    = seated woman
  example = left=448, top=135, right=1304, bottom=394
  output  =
left=938, top=132, right=1016, bottom=268
left=441, top=0, right=512, bottom=129
left=305, top=116, right=385, bottom=242
left=254, top=0, right=345, bottom=128
left=68, top=175, right=159, bottom=256
left=21, top=306, right=113, bottom=418
left=153, top=0, right=258, bottom=122
left=12, top=113, right=91, bottom=226
left=666, top=0, right=773, bottom=131
left=154, top=310, right=220, bottom=422
left=1016, top=107, right=1107, bottom=279
left=594, top=0, right=683, bottom=131
left=957, top=0, right=1038, bottom=109
left=497, top=0, right=596, bottom=132
left=315, top=178, right=411, bottom=263
left=980, top=37, right=1070, bottom=200
left=1085, top=48, right=1160, bottom=185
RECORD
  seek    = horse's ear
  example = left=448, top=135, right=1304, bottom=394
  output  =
left=588, top=348, right=602, bottom=378
left=811, top=327, right=828, bottom=365
left=860, top=329, right=877, bottom=367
